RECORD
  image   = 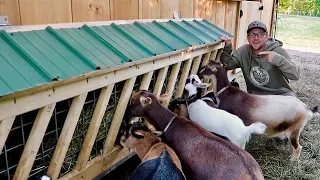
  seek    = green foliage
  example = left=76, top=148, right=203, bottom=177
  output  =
left=279, top=0, right=320, bottom=16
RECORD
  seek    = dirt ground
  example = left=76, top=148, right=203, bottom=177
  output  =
left=103, top=48, right=320, bottom=180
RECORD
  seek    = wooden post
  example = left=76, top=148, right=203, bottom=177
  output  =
left=162, top=62, right=182, bottom=107
left=139, top=71, right=154, bottom=90
left=176, top=58, right=193, bottom=97
left=103, top=77, right=137, bottom=153
left=0, top=117, right=15, bottom=153
left=13, top=104, right=56, bottom=180
left=209, top=50, right=218, bottom=61
left=47, top=93, right=88, bottom=180
left=75, top=85, right=115, bottom=171
left=139, top=72, right=156, bottom=130
left=190, top=55, right=202, bottom=75
left=153, top=66, right=169, bottom=96
left=201, top=52, right=212, bottom=67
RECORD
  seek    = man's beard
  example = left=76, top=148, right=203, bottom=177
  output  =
left=251, top=43, right=264, bottom=51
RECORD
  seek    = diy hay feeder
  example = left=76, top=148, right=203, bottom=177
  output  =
left=0, top=18, right=239, bottom=180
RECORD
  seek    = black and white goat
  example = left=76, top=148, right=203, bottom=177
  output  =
left=183, top=75, right=267, bottom=149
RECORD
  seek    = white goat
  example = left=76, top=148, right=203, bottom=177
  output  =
left=184, top=75, right=267, bottom=149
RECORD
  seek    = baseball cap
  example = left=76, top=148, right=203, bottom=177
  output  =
left=247, top=21, right=267, bottom=34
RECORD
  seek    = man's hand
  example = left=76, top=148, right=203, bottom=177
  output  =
left=259, top=51, right=276, bottom=62
left=220, top=35, right=232, bottom=46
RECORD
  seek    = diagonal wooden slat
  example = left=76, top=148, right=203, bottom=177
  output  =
left=103, top=77, right=137, bottom=153
left=139, top=72, right=156, bottom=130
left=0, top=117, right=15, bottom=154
left=153, top=66, right=169, bottom=97
left=139, top=71, right=154, bottom=90
left=201, top=51, right=212, bottom=67
left=190, top=55, right=203, bottom=75
left=162, top=62, right=182, bottom=107
left=209, top=49, right=218, bottom=61
left=47, top=93, right=88, bottom=179
left=74, top=85, right=115, bottom=171
left=176, top=58, right=193, bottom=97
left=207, top=50, right=219, bottom=92
left=13, top=104, right=56, bottom=180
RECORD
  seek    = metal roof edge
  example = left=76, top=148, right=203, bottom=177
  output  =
left=0, top=18, right=204, bottom=33
left=0, top=41, right=223, bottom=101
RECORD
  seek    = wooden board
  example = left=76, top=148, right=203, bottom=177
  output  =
left=13, top=104, right=56, bottom=180
left=215, top=0, right=226, bottom=29
left=47, top=93, right=88, bottom=179
left=210, top=0, right=217, bottom=24
left=193, top=0, right=214, bottom=20
left=261, top=0, right=275, bottom=36
left=0, top=0, right=21, bottom=25
left=179, top=0, right=193, bottom=18
left=19, top=0, right=72, bottom=25
left=236, top=1, right=262, bottom=49
left=71, top=0, right=111, bottom=22
left=0, top=117, right=15, bottom=153
left=75, top=85, right=114, bottom=171
left=160, top=0, right=179, bottom=18
left=110, top=0, right=139, bottom=20
left=139, top=0, right=160, bottom=19
left=224, top=1, right=239, bottom=48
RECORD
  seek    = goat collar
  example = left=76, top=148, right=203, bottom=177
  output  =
left=163, top=115, right=176, bottom=134
left=216, top=85, right=230, bottom=97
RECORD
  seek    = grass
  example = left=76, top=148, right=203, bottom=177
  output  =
left=275, top=14, right=320, bottom=48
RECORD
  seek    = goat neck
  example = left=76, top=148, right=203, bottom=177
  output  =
left=144, top=104, right=176, bottom=131
left=215, top=67, right=231, bottom=97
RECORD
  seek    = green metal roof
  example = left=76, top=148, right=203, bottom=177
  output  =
left=0, top=19, right=232, bottom=97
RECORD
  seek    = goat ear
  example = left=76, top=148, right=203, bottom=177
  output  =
left=132, top=130, right=145, bottom=139
left=141, top=97, right=152, bottom=106
left=198, top=83, right=211, bottom=88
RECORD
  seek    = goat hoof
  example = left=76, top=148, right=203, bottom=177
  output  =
left=290, top=145, right=302, bottom=162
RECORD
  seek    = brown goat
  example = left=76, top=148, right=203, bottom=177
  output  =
left=127, top=90, right=265, bottom=180
left=121, top=123, right=186, bottom=180
left=198, top=61, right=319, bottom=161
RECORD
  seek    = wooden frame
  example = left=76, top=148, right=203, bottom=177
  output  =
left=0, top=15, right=249, bottom=179
left=0, top=27, right=230, bottom=179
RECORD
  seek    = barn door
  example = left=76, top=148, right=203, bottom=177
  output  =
left=236, top=1, right=262, bottom=49
left=260, top=0, right=276, bottom=37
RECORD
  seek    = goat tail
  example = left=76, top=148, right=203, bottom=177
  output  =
left=311, top=106, right=320, bottom=117
left=246, top=122, right=267, bottom=135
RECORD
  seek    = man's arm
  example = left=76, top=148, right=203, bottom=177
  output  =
left=220, top=35, right=241, bottom=70
left=259, top=47, right=300, bottom=80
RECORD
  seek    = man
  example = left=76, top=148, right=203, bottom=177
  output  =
left=220, top=21, right=300, bottom=96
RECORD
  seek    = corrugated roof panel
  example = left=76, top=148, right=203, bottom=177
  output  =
left=55, top=28, right=123, bottom=68
left=133, top=22, right=181, bottom=51
left=154, top=21, right=203, bottom=45
left=196, top=20, right=233, bottom=37
left=145, top=21, right=191, bottom=49
left=0, top=19, right=232, bottom=97
left=181, top=20, right=220, bottom=41
left=118, top=23, right=173, bottom=55
left=0, top=35, right=48, bottom=93
left=99, top=25, right=153, bottom=60
left=170, top=21, right=214, bottom=43
left=9, top=31, right=85, bottom=80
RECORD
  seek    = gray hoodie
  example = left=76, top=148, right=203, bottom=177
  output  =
left=221, top=38, right=300, bottom=95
